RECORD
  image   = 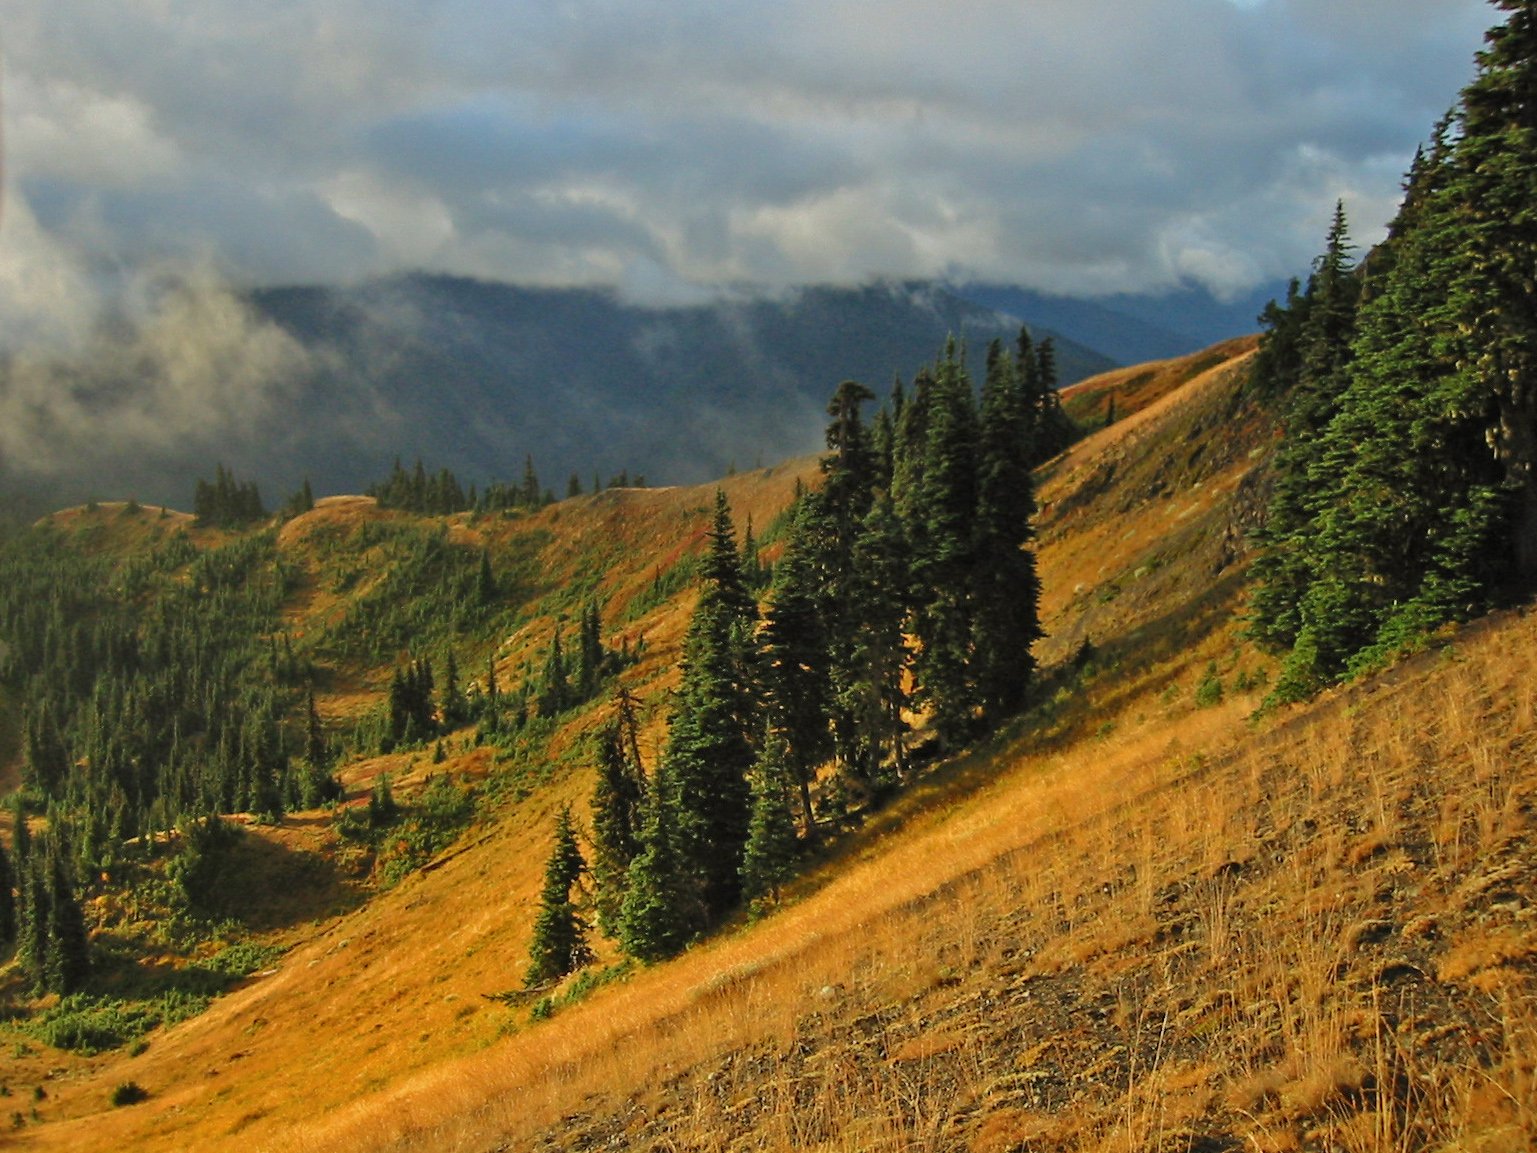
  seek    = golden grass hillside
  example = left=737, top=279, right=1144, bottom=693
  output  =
left=6, top=338, right=1532, bottom=1153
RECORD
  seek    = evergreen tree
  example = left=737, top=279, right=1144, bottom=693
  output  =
left=525, top=805, right=593, bottom=987
left=662, top=491, right=759, bottom=921
left=537, top=626, right=570, bottom=717
left=590, top=694, right=648, bottom=938
left=841, top=491, right=912, bottom=780
left=0, top=840, right=15, bottom=954
left=1249, top=2, right=1537, bottom=692
left=618, top=761, right=698, bottom=961
left=1248, top=203, right=1363, bottom=653
left=740, top=735, right=800, bottom=905
left=908, top=340, right=981, bottom=747
left=973, top=343, right=1044, bottom=719
left=759, top=498, right=833, bottom=831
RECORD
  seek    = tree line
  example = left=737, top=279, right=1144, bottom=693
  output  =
left=1248, top=0, right=1537, bottom=698
left=526, top=329, right=1066, bottom=979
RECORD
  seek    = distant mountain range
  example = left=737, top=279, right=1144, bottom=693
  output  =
left=956, top=282, right=1279, bottom=365
left=0, top=273, right=1287, bottom=518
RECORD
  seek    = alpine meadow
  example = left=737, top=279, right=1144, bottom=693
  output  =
left=1, top=4, right=1535, bottom=1153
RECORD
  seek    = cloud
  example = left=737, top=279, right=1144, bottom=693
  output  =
left=0, top=189, right=316, bottom=480
left=0, top=0, right=1496, bottom=304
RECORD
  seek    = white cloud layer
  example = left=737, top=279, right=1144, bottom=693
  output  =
left=0, top=0, right=1495, bottom=306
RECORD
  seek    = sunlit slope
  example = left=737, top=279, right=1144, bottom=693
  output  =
left=13, top=336, right=1532, bottom=1153
left=6, top=468, right=811, bottom=1152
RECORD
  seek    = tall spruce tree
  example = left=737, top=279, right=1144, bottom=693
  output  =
left=660, top=491, right=760, bottom=921
left=1248, top=203, right=1363, bottom=654
left=0, top=840, right=15, bottom=954
left=525, top=805, right=593, bottom=987
left=972, top=342, right=1044, bottom=719
left=618, top=760, right=698, bottom=961
left=907, top=340, right=981, bottom=747
left=1251, top=1, right=1537, bottom=693
left=740, top=735, right=801, bottom=906
left=759, top=497, right=834, bottom=831
left=590, top=694, right=648, bottom=938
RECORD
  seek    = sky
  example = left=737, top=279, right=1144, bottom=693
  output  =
left=0, top=0, right=1499, bottom=324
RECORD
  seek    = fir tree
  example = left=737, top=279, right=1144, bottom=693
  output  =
left=525, top=805, right=593, bottom=987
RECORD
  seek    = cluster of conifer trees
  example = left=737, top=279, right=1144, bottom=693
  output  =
left=1248, top=1, right=1537, bottom=698
left=0, top=811, right=91, bottom=996
left=527, top=330, right=1066, bottom=978
left=370, top=455, right=650, bottom=517
left=193, top=464, right=267, bottom=527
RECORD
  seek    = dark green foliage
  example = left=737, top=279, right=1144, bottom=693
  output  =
left=369, top=458, right=470, bottom=516
left=166, top=816, right=242, bottom=917
left=906, top=341, right=983, bottom=747
left=193, top=464, right=266, bottom=527
left=1250, top=4, right=1537, bottom=693
left=973, top=341, right=1045, bottom=718
left=617, top=764, right=699, bottom=962
left=368, top=774, right=398, bottom=828
left=661, top=491, right=760, bottom=921
left=760, top=499, right=834, bottom=831
left=0, top=525, right=300, bottom=842
left=386, top=657, right=438, bottom=749
left=740, top=735, right=800, bottom=906
left=525, top=805, right=593, bottom=987
left=110, top=1082, right=149, bottom=1107
left=0, top=840, right=15, bottom=954
left=15, top=832, right=91, bottom=996
left=590, top=693, right=648, bottom=938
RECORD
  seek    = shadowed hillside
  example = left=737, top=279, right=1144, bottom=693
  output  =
left=2, top=339, right=1531, bottom=1153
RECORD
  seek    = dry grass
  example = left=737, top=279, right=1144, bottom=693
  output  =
left=9, top=341, right=1533, bottom=1153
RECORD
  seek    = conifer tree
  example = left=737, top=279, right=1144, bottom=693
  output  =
left=0, top=840, right=15, bottom=953
left=973, top=343, right=1044, bottom=719
left=525, top=805, right=593, bottom=987
left=841, top=490, right=912, bottom=779
left=537, top=627, right=570, bottom=717
left=618, top=762, right=698, bottom=961
left=661, top=491, right=759, bottom=921
left=590, top=695, right=647, bottom=938
left=740, top=735, right=800, bottom=905
left=1248, top=203, right=1363, bottom=653
left=760, top=498, right=833, bottom=830
left=908, top=340, right=981, bottom=746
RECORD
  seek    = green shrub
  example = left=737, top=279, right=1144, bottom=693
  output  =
left=110, top=1081, right=149, bottom=1107
left=1194, top=662, right=1224, bottom=708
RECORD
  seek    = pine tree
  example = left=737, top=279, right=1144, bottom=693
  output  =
left=740, top=735, right=800, bottom=906
left=525, top=805, right=593, bottom=987
left=841, top=490, right=912, bottom=780
left=537, top=627, right=570, bottom=717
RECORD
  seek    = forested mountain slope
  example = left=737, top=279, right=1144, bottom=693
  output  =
left=4, top=333, right=1529, bottom=1153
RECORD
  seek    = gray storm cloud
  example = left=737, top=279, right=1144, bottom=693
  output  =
left=0, top=0, right=1496, bottom=305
